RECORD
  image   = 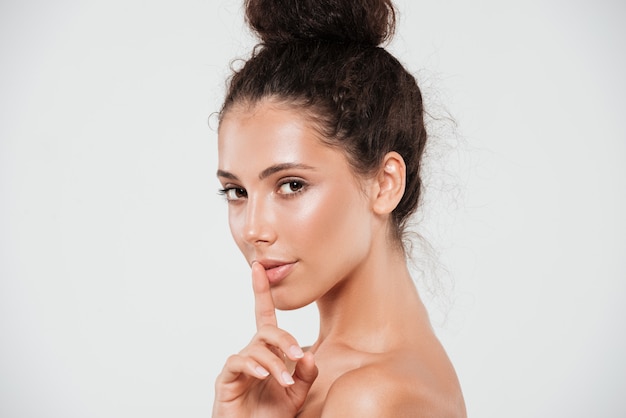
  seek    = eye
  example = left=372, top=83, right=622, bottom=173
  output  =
left=277, top=180, right=305, bottom=195
left=219, top=187, right=247, bottom=201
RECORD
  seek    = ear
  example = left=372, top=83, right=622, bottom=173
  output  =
left=371, top=152, right=406, bottom=215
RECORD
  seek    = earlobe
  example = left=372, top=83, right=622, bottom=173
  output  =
left=372, top=152, right=406, bottom=215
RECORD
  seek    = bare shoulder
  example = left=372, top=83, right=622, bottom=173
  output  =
left=319, top=352, right=466, bottom=418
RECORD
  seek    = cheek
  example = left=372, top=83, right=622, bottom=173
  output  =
left=284, top=185, right=371, bottom=256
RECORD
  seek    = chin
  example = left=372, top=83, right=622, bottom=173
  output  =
left=273, top=299, right=309, bottom=312
left=271, top=288, right=314, bottom=311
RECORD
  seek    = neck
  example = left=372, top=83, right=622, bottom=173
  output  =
left=312, top=237, right=430, bottom=353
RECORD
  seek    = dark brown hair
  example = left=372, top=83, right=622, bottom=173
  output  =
left=220, top=0, right=427, bottom=245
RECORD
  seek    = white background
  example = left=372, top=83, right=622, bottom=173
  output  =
left=1, top=0, right=625, bottom=416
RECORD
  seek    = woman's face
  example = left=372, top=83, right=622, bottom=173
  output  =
left=217, top=101, right=377, bottom=310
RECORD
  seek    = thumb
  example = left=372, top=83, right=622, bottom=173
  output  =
left=289, top=351, right=318, bottom=401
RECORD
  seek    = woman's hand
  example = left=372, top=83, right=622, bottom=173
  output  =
left=212, top=262, right=318, bottom=418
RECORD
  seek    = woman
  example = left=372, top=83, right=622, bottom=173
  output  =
left=212, top=0, right=466, bottom=416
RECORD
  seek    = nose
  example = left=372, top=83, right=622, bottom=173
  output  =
left=242, top=195, right=277, bottom=246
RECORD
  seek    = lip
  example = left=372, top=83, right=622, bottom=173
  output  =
left=255, top=260, right=297, bottom=285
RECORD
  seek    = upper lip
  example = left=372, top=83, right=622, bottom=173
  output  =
left=254, top=259, right=294, bottom=270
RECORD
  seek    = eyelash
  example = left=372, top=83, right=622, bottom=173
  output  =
left=218, top=179, right=308, bottom=202
left=277, top=179, right=307, bottom=197
left=217, top=187, right=247, bottom=201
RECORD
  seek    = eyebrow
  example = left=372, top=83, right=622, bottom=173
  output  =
left=217, top=163, right=316, bottom=181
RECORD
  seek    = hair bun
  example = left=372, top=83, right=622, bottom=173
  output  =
left=244, top=0, right=396, bottom=46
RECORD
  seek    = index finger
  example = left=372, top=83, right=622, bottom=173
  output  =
left=251, top=262, right=277, bottom=329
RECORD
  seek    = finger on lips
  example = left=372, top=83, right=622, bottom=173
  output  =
left=252, top=261, right=278, bottom=329
left=248, top=262, right=304, bottom=386
left=251, top=262, right=304, bottom=361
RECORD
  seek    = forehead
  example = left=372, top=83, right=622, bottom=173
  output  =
left=217, top=102, right=343, bottom=174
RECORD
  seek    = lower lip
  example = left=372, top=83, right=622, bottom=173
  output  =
left=265, top=262, right=296, bottom=285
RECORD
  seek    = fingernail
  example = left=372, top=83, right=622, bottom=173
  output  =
left=289, top=345, right=304, bottom=359
left=255, top=366, right=270, bottom=377
left=282, top=371, right=295, bottom=385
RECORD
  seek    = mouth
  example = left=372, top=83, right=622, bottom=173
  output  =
left=255, top=260, right=297, bottom=285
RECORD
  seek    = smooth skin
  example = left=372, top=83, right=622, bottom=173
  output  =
left=212, top=100, right=466, bottom=417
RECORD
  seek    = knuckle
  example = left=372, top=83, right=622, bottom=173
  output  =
left=280, top=334, right=297, bottom=348
left=246, top=345, right=284, bottom=370
left=257, top=310, right=275, bottom=322
left=274, top=329, right=297, bottom=346
left=224, top=354, right=241, bottom=366
left=245, top=344, right=262, bottom=356
left=258, top=323, right=277, bottom=334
